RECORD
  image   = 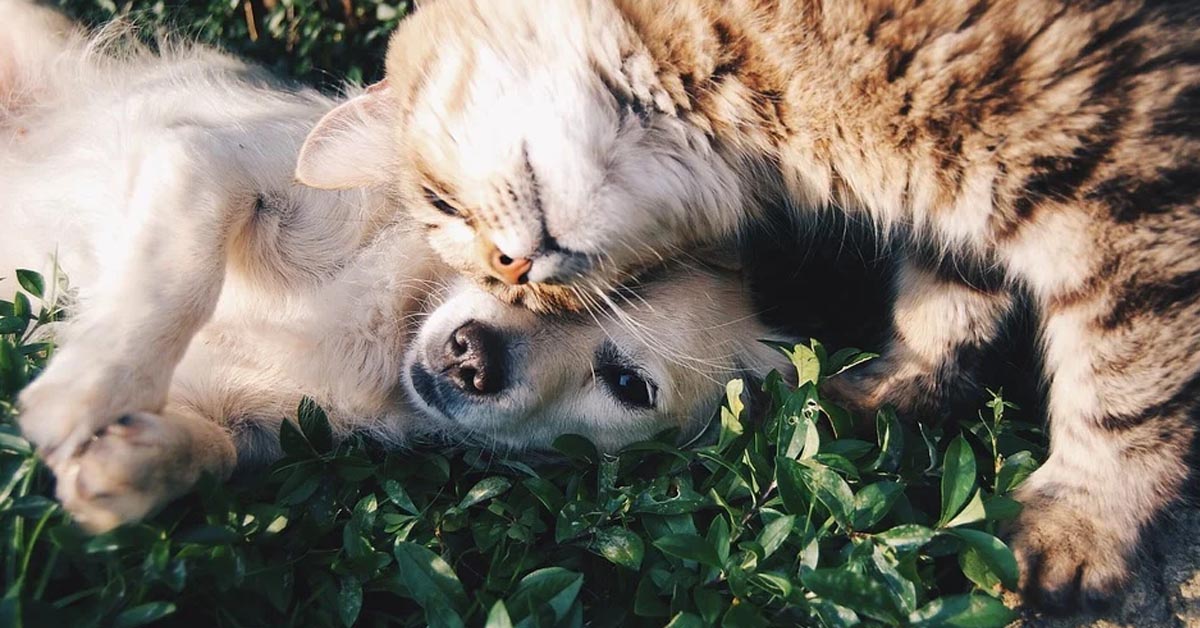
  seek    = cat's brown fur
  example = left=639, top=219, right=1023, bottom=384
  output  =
left=296, top=0, right=1200, bottom=611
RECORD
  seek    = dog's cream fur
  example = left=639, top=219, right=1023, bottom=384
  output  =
left=1, top=2, right=792, bottom=532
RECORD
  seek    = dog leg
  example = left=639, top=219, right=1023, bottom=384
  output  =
left=54, top=405, right=237, bottom=533
left=18, top=130, right=252, bottom=467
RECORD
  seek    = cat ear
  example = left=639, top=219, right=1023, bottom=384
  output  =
left=295, top=80, right=396, bottom=190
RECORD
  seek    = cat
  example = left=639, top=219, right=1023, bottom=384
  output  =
left=2, top=1, right=792, bottom=532
left=294, top=0, right=1200, bottom=612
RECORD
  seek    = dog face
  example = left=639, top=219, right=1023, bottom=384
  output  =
left=403, top=264, right=793, bottom=451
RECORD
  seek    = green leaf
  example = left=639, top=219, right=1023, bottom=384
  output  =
left=798, top=461, right=855, bottom=529
left=790, top=343, right=822, bottom=386
left=634, top=573, right=669, bottom=618
left=982, top=495, right=1022, bottom=521
left=392, top=542, right=468, bottom=614
left=555, top=500, right=594, bottom=543
left=853, top=481, right=903, bottom=530
left=959, top=545, right=1001, bottom=591
left=872, top=407, right=904, bottom=472
left=823, top=439, right=874, bottom=460
left=722, top=600, right=769, bottom=628
left=591, top=527, right=644, bottom=570
left=383, top=479, right=420, bottom=515
left=757, top=514, right=795, bottom=560
left=717, top=378, right=747, bottom=451
left=457, top=477, right=512, bottom=509
left=939, top=436, right=977, bottom=527
left=995, top=451, right=1038, bottom=494
left=819, top=398, right=856, bottom=439
left=297, top=397, right=334, bottom=453
left=826, top=348, right=878, bottom=376
left=522, top=477, right=566, bottom=513
left=630, top=479, right=708, bottom=515
left=946, top=529, right=1019, bottom=590
left=707, top=515, right=731, bottom=566
left=113, top=602, right=177, bottom=628
left=802, top=566, right=904, bottom=625
left=0, top=318, right=25, bottom=335
left=908, top=594, right=1016, bottom=627
left=339, top=577, right=363, bottom=627
left=652, top=533, right=723, bottom=569
left=693, top=588, right=725, bottom=625
left=553, top=434, right=599, bottom=464
left=664, top=612, right=704, bottom=628
left=485, top=601, right=514, bottom=628
left=871, top=545, right=917, bottom=613
left=506, top=567, right=584, bottom=628
left=16, top=270, right=44, bottom=299
left=944, top=490, right=987, bottom=528
left=775, top=456, right=812, bottom=516
left=875, top=524, right=936, bottom=553
left=278, top=418, right=313, bottom=458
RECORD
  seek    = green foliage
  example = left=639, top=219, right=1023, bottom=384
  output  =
left=52, top=0, right=411, bottom=88
left=0, top=270, right=1048, bottom=626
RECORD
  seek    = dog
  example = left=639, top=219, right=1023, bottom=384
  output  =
left=0, top=1, right=793, bottom=532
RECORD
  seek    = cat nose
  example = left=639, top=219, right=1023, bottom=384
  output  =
left=438, top=320, right=506, bottom=395
left=481, top=242, right=532, bottom=285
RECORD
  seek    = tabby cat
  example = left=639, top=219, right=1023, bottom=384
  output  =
left=295, top=0, right=1200, bottom=611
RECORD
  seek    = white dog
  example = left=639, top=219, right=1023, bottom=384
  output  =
left=0, top=1, right=792, bottom=532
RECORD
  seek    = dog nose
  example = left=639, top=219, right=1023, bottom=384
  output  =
left=481, top=242, right=532, bottom=285
left=439, top=320, right=506, bottom=395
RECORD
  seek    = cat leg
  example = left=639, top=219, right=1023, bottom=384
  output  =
left=823, top=257, right=1014, bottom=418
left=1009, top=285, right=1198, bottom=611
left=54, top=405, right=237, bottom=533
left=17, top=130, right=252, bottom=467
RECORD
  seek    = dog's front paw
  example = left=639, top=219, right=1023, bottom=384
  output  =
left=1007, top=486, right=1133, bottom=614
left=17, top=352, right=162, bottom=465
left=53, top=412, right=202, bottom=533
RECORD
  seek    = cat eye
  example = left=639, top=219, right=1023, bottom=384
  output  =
left=423, top=187, right=462, bottom=217
left=595, top=344, right=658, bottom=409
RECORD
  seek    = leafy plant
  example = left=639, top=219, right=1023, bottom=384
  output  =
left=51, top=0, right=411, bottom=88
left=0, top=268, right=1047, bottom=627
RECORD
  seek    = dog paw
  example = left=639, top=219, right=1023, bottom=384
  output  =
left=17, top=353, right=162, bottom=466
left=53, top=412, right=201, bottom=533
left=1007, top=487, right=1132, bottom=614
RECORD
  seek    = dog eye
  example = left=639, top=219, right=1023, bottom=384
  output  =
left=598, top=364, right=657, bottom=409
left=423, top=188, right=462, bottom=217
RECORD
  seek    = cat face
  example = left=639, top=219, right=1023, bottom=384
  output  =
left=404, top=265, right=791, bottom=451
left=296, top=0, right=750, bottom=312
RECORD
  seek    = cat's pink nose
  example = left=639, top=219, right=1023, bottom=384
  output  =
left=484, top=245, right=531, bottom=285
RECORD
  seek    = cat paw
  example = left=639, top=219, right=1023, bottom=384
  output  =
left=53, top=412, right=200, bottom=533
left=821, top=364, right=928, bottom=418
left=1007, top=488, right=1132, bottom=614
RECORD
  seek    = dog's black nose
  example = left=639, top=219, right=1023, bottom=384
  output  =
left=438, top=320, right=506, bottom=395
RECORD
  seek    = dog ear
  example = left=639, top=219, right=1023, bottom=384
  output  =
left=295, top=80, right=396, bottom=190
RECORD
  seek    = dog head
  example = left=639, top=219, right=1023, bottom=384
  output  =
left=403, top=262, right=794, bottom=451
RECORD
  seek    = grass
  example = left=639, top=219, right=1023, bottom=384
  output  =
left=51, top=0, right=410, bottom=88
left=2, top=4, right=1051, bottom=626
left=0, top=269, right=1049, bottom=627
